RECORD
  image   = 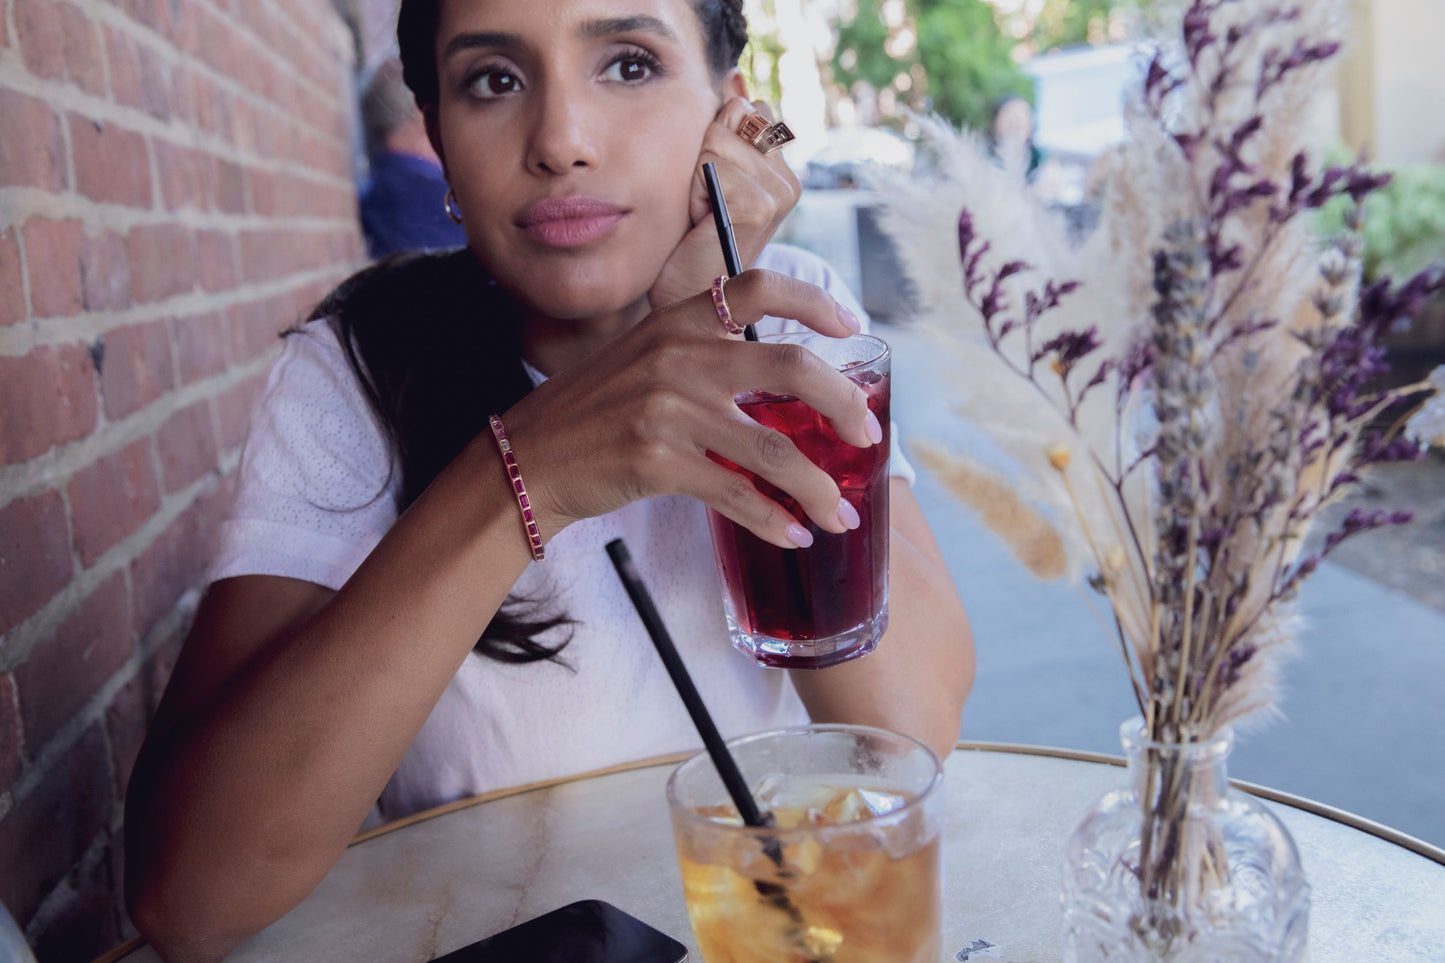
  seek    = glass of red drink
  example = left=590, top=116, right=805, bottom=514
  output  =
left=707, top=332, right=891, bottom=668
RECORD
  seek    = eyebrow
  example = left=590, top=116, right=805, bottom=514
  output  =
left=441, top=15, right=679, bottom=62
left=578, top=15, right=679, bottom=42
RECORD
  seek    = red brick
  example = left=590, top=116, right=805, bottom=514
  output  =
left=0, top=90, right=66, bottom=191
left=57, top=1, right=106, bottom=95
left=195, top=230, right=238, bottom=292
left=21, top=217, right=84, bottom=319
left=0, top=343, right=100, bottom=467
left=0, top=724, right=113, bottom=925
left=105, top=24, right=173, bottom=120
left=0, top=674, right=19, bottom=794
left=128, top=492, right=216, bottom=632
left=153, top=139, right=204, bottom=211
left=191, top=74, right=237, bottom=144
left=247, top=166, right=277, bottom=216
left=216, top=370, right=266, bottom=449
left=66, top=438, right=161, bottom=566
left=13, top=0, right=64, bottom=82
left=226, top=294, right=292, bottom=362
left=237, top=228, right=282, bottom=284
left=70, top=115, right=153, bottom=209
left=15, top=573, right=135, bottom=750
left=0, top=492, right=71, bottom=634
left=0, top=228, right=22, bottom=327
left=102, top=0, right=161, bottom=33
left=125, top=223, right=194, bottom=304
left=209, top=155, right=247, bottom=214
left=171, top=311, right=227, bottom=384
left=156, top=402, right=217, bottom=493
left=30, top=851, right=122, bottom=963
left=99, top=319, right=176, bottom=420
left=79, top=230, right=131, bottom=312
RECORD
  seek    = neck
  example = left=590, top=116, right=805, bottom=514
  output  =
left=520, top=296, right=652, bottom=376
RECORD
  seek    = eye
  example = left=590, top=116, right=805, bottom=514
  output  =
left=467, top=66, right=524, bottom=99
left=603, top=49, right=662, bottom=84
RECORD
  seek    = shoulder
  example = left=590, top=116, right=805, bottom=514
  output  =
left=755, top=243, right=838, bottom=287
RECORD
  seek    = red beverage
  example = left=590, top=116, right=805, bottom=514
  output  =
left=708, top=334, right=891, bottom=668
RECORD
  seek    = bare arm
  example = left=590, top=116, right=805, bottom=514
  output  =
left=126, top=435, right=534, bottom=961
left=790, top=479, right=975, bottom=760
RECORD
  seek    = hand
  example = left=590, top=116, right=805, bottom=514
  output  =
left=648, top=98, right=802, bottom=310
left=501, top=270, right=879, bottom=548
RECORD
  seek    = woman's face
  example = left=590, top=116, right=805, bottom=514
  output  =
left=431, top=0, right=724, bottom=320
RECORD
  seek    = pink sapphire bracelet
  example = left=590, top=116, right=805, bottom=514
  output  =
left=488, top=414, right=544, bottom=562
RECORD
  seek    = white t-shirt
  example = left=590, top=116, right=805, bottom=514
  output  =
left=210, top=244, right=913, bottom=819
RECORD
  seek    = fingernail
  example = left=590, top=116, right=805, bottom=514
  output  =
left=865, top=410, right=883, bottom=445
left=837, top=497, right=860, bottom=531
left=836, top=303, right=861, bottom=333
left=786, top=523, right=814, bottom=548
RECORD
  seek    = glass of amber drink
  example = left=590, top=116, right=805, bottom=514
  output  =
left=666, top=725, right=944, bottom=962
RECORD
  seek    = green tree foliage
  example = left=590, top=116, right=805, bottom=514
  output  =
left=1029, top=0, right=1118, bottom=51
left=832, top=0, right=1032, bottom=133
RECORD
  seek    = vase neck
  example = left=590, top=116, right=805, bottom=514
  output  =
left=1120, top=718, right=1232, bottom=805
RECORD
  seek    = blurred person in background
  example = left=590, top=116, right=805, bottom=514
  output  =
left=989, top=95, right=1042, bottom=181
left=358, top=56, right=468, bottom=257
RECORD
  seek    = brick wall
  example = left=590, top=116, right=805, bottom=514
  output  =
left=0, top=0, right=365, bottom=955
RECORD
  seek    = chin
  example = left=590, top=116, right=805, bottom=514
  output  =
left=508, top=255, right=663, bottom=321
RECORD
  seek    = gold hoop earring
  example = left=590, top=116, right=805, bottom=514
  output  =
left=443, top=188, right=463, bottom=224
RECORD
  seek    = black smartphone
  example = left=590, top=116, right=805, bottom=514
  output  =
left=431, top=899, right=688, bottom=962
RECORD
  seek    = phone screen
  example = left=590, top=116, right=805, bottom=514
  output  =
left=431, top=899, right=688, bottom=963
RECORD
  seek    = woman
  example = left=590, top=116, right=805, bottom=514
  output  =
left=125, top=0, right=974, bottom=956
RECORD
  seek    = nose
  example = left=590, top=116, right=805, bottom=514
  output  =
left=525, top=81, right=598, bottom=175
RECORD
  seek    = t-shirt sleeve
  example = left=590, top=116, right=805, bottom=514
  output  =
left=752, top=244, right=916, bottom=486
left=209, top=321, right=401, bottom=590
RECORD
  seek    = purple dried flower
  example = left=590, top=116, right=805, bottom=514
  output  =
left=1036, top=327, right=1104, bottom=381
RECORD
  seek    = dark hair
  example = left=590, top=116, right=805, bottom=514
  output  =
left=396, top=0, right=749, bottom=112
left=308, top=250, right=576, bottom=663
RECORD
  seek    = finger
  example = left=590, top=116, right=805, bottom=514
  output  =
left=681, top=458, right=819, bottom=549
left=749, top=99, right=775, bottom=123
left=700, top=412, right=852, bottom=534
left=696, top=269, right=859, bottom=340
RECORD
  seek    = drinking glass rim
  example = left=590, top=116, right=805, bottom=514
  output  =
left=665, top=723, right=943, bottom=839
left=758, top=331, right=890, bottom=370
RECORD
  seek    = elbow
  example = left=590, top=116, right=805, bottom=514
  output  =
left=127, top=881, right=232, bottom=963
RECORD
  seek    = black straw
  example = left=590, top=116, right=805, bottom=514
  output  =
left=702, top=162, right=759, bottom=343
left=606, top=538, right=818, bottom=952
left=605, top=538, right=769, bottom=827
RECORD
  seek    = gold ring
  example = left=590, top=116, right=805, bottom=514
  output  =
left=735, top=111, right=771, bottom=145
left=735, top=113, right=795, bottom=155
left=754, top=121, right=795, bottom=154
left=711, top=275, right=744, bottom=335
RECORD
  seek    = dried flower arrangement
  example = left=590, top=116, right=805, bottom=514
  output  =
left=874, top=0, right=1444, bottom=952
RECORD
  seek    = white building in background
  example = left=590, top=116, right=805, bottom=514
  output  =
left=1023, top=42, right=1136, bottom=163
left=1340, top=0, right=1445, bottom=165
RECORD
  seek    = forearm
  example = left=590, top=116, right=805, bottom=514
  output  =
left=790, top=484, right=974, bottom=760
left=127, top=436, right=534, bottom=956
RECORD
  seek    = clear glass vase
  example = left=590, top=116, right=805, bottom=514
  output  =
left=1061, top=718, right=1310, bottom=962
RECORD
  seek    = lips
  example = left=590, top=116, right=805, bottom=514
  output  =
left=516, top=195, right=628, bottom=248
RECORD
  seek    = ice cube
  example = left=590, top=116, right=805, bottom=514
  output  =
left=856, top=788, right=907, bottom=816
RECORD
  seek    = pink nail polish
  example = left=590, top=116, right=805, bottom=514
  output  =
left=837, top=303, right=861, bottom=333
left=786, top=523, right=814, bottom=548
left=865, top=410, right=883, bottom=445
left=837, top=497, right=860, bottom=530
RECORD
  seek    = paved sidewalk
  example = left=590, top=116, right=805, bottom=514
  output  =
left=885, top=321, right=1445, bottom=848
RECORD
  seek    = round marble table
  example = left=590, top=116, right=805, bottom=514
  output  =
left=103, top=743, right=1445, bottom=962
